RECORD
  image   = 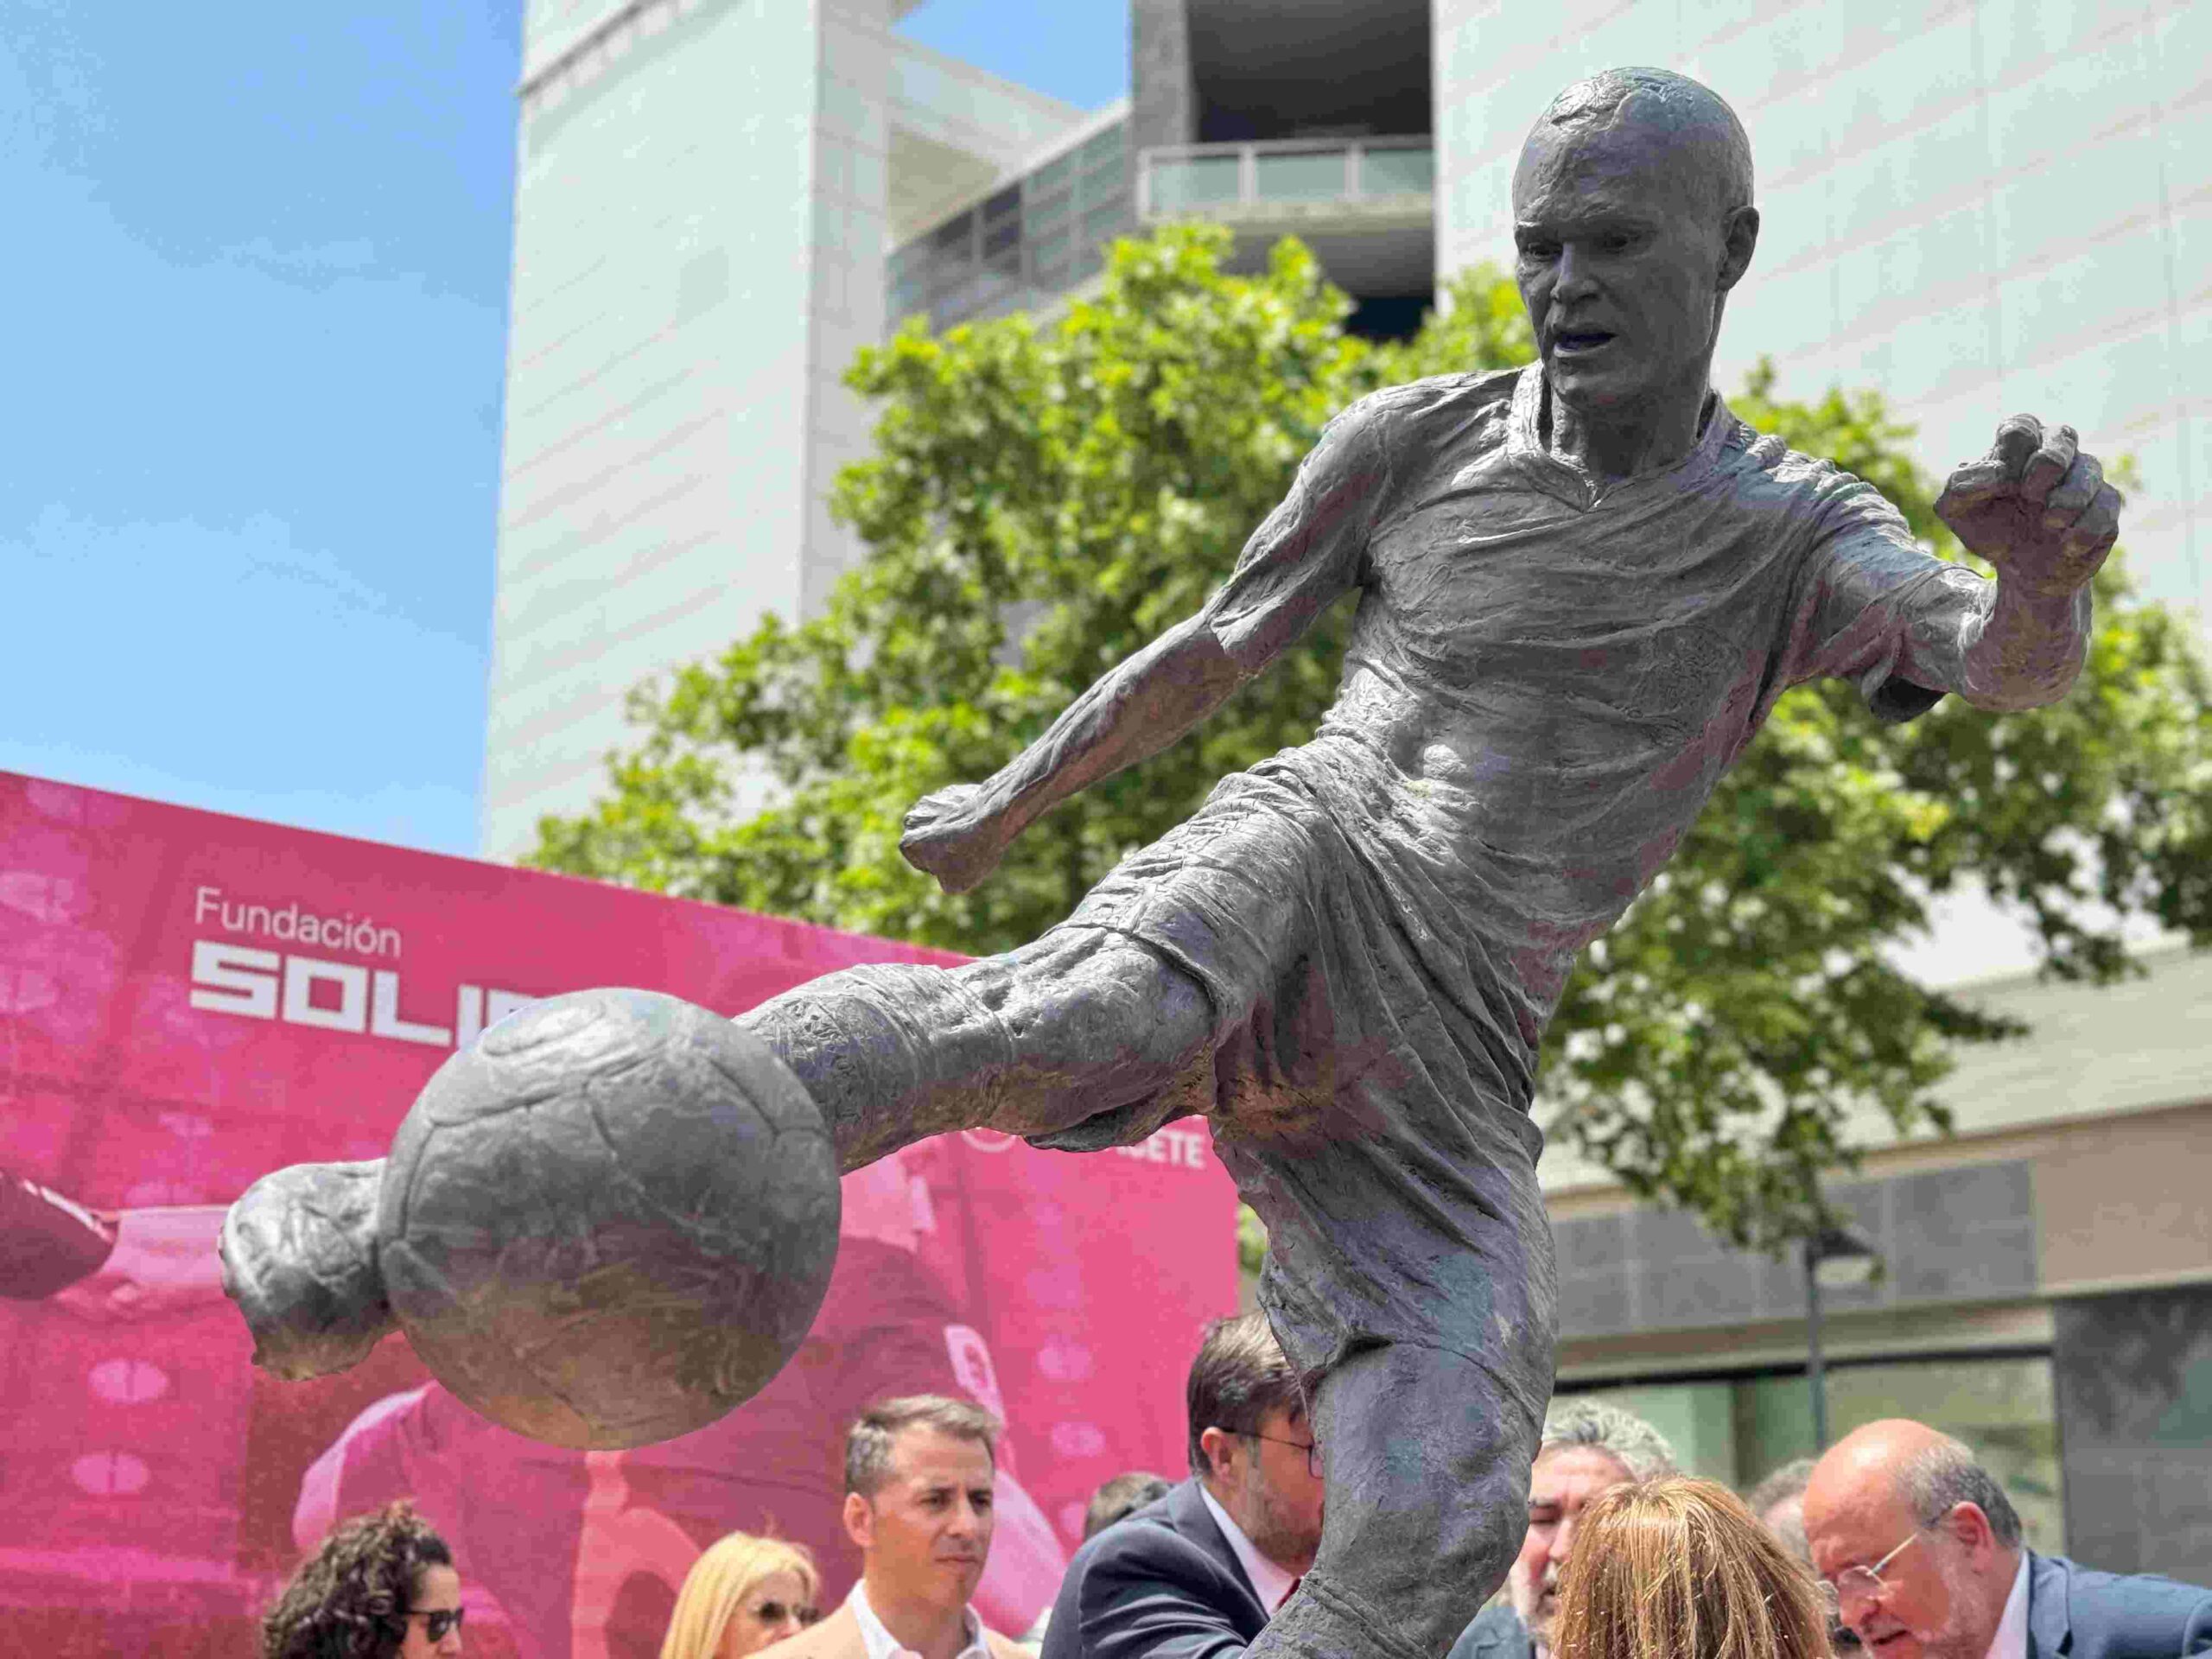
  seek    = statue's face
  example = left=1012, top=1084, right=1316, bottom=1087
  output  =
left=1511, top=119, right=1739, bottom=419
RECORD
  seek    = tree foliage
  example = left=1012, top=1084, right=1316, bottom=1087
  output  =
left=531, top=226, right=2212, bottom=1252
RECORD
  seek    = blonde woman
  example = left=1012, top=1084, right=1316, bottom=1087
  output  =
left=1554, top=1477, right=1832, bottom=1659
left=660, top=1533, right=822, bottom=1659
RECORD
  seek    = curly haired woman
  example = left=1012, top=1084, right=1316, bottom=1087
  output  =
left=262, top=1501, right=467, bottom=1659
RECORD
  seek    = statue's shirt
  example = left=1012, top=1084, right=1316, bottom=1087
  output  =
left=1190, top=365, right=2002, bottom=1063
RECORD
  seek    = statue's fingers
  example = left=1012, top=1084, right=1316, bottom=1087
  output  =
left=1937, top=458, right=2014, bottom=511
left=2019, top=423, right=2079, bottom=508
left=2059, top=486, right=2124, bottom=559
left=1992, top=413, right=2045, bottom=479
left=2040, top=453, right=2104, bottom=529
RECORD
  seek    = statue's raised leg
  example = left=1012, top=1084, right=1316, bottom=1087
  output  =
left=737, top=924, right=1221, bottom=1171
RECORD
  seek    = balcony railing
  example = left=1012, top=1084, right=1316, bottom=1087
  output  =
left=1138, top=137, right=1434, bottom=221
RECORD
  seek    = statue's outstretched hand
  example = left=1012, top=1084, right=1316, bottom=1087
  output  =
left=1936, top=414, right=2123, bottom=594
left=900, top=782, right=1008, bottom=895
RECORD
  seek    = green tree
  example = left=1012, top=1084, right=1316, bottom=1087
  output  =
left=531, top=225, right=2212, bottom=1253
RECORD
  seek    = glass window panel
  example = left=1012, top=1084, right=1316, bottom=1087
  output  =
left=983, top=219, right=1021, bottom=259
left=1360, top=146, right=1435, bottom=196
left=1027, top=187, right=1072, bottom=236
left=1033, top=257, right=1071, bottom=292
left=1147, top=154, right=1242, bottom=213
left=1029, top=226, right=1072, bottom=270
left=1029, top=152, right=1076, bottom=197
left=1080, top=125, right=1125, bottom=168
left=984, top=184, right=1020, bottom=223
left=1083, top=200, right=1128, bottom=244
left=929, top=210, right=974, bottom=254
left=1254, top=149, right=1352, bottom=204
left=1559, top=1355, right=2064, bottom=1554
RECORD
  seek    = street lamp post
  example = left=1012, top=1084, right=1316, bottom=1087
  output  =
left=1803, top=1223, right=1880, bottom=1451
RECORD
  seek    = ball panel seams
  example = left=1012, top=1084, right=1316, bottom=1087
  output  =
left=376, top=987, right=841, bottom=1447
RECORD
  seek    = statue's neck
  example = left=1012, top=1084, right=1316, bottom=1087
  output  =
left=1540, top=372, right=1715, bottom=481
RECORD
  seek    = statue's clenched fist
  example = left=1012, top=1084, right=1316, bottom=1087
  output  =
left=899, top=781, right=1010, bottom=894
left=1935, top=414, right=2123, bottom=595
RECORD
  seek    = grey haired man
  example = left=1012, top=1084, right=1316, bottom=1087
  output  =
left=1449, top=1400, right=1677, bottom=1659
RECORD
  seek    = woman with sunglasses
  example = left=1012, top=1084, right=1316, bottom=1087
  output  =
left=660, top=1532, right=823, bottom=1659
left=262, top=1500, right=467, bottom=1658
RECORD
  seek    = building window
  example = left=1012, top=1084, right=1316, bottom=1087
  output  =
left=1560, top=1353, right=2065, bottom=1551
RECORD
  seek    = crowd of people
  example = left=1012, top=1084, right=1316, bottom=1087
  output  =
left=260, top=1313, right=2212, bottom=1659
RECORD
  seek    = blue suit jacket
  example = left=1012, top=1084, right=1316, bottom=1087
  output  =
left=1040, top=1479, right=1270, bottom=1659
left=2027, top=1552, right=2212, bottom=1659
left=1447, top=1603, right=1533, bottom=1659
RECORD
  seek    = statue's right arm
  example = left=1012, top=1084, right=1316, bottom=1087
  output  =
left=899, top=616, right=1250, bottom=893
left=900, top=394, right=1392, bottom=894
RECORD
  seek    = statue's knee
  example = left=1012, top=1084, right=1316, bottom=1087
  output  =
left=1436, top=1462, right=1529, bottom=1591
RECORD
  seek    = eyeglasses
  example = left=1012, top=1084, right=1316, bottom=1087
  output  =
left=403, top=1606, right=466, bottom=1643
left=1244, top=1430, right=1323, bottom=1478
left=1821, top=1529, right=1923, bottom=1614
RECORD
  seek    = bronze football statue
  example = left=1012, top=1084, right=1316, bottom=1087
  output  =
left=223, top=68, right=2120, bottom=1659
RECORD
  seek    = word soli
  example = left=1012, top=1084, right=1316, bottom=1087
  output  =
left=189, top=941, right=536, bottom=1051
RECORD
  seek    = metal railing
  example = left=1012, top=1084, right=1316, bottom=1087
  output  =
left=1138, top=137, right=1434, bottom=219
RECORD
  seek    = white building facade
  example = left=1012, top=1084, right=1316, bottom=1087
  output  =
left=482, top=0, right=1087, bottom=859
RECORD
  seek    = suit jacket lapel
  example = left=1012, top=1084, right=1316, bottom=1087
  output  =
left=2026, top=1552, right=2072, bottom=1659
left=1166, top=1479, right=1268, bottom=1623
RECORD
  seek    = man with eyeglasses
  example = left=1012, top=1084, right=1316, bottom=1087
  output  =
left=1803, top=1420, right=2212, bottom=1659
left=1041, top=1313, right=1323, bottom=1659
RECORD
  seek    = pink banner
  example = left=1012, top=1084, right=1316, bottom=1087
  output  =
left=0, top=772, right=1238, bottom=1657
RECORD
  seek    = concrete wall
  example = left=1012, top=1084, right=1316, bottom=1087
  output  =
left=1131, top=0, right=1199, bottom=157
left=1433, top=0, right=2207, bottom=631
left=2054, top=1284, right=2212, bottom=1578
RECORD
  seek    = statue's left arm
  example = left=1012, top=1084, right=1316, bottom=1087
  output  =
left=1803, top=413, right=2121, bottom=718
left=1932, top=413, right=2120, bottom=709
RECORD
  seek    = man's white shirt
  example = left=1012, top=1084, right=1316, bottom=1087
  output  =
left=849, top=1580, right=991, bottom=1659
left=1198, top=1485, right=1300, bottom=1613
left=1986, top=1553, right=2031, bottom=1659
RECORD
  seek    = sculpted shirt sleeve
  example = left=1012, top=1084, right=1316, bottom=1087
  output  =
left=1794, top=479, right=2005, bottom=721
left=1202, top=395, right=1395, bottom=672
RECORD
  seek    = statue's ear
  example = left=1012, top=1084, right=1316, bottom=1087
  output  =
left=1718, top=206, right=1761, bottom=293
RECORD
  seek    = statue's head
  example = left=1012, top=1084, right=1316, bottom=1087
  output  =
left=1511, top=68, right=1759, bottom=420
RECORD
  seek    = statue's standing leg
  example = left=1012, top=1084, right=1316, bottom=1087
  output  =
left=1231, top=1127, right=1557, bottom=1659
left=737, top=925, right=1220, bottom=1172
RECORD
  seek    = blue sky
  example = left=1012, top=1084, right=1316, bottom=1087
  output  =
left=0, top=2, right=1125, bottom=859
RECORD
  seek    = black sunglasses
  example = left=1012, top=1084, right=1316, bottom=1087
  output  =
left=403, top=1606, right=466, bottom=1642
left=755, top=1599, right=823, bottom=1628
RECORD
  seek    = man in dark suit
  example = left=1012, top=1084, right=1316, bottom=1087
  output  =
left=1042, top=1313, right=1322, bottom=1659
left=1805, top=1420, right=2212, bottom=1659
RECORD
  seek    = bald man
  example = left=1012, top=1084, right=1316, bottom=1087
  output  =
left=237, top=66, right=2128, bottom=1659
left=1804, top=1421, right=2212, bottom=1659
